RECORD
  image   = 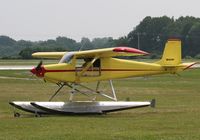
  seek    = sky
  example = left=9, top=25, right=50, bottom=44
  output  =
left=0, top=0, right=200, bottom=41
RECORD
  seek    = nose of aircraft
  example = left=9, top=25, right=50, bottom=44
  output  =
left=30, top=66, right=45, bottom=77
left=30, top=67, right=36, bottom=74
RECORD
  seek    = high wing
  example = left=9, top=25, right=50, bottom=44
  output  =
left=74, top=47, right=149, bottom=58
left=32, top=46, right=149, bottom=59
left=32, top=52, right=66, bottom=59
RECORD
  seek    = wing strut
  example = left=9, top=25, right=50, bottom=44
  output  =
left=49, top=83, right=65, bottom=101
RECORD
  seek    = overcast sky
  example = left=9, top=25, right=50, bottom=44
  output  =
left=0, top=0, right=199, bottom=41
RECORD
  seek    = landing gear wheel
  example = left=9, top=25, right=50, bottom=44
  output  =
left=14, top=112, right=20, bottom=117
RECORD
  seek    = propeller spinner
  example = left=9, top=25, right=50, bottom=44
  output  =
left=30, top=61, right=45, bottom=77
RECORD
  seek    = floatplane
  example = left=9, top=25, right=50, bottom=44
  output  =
left=1, top=39, right=199, bottom=117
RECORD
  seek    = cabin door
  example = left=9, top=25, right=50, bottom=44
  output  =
left=75, top=58, right=101, bottom=77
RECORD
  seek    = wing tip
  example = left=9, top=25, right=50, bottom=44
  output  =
left=113, top=47, right=149, bottom=55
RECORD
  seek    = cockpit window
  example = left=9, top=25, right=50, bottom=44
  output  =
left=59, top=52, right=74, bottom=63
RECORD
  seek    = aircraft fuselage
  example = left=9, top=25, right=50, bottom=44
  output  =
left=41, top=57, right=185, bottom=83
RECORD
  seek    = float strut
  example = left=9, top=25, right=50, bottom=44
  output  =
left=49, top=83, right=65, bottom=101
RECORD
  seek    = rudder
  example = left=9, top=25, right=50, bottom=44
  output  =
left=157, top=39, right=182, bottom=66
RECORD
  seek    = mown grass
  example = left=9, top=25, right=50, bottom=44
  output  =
left=0, top=60, right=200, bottom=140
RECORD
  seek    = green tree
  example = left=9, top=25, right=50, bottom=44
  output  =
left=19, top=47, right=34, bottom=59
left=91, top=37, right=115, bottom=48
left=80, top=37, right=94, bottom=50
left=186, top=23, right=200, bottom=56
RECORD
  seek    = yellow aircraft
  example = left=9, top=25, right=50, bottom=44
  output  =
left=31, top=38, right=196, bottom=83
left=29, top=38, right=197, bottom=102
left=4, top=39, right=199, bottom=116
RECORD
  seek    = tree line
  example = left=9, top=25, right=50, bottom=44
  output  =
left=0, top=16, right=200, bottom=59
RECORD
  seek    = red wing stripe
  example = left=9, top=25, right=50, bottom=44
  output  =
left=113, top=47, right=149, bottom=55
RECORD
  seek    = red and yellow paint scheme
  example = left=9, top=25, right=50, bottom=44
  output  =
left=31, top=39, right=197, bottom=83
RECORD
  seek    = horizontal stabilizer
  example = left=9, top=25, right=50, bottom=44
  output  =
left=178, top=62, right=200, bottom=70
left=189, top=62, right=200, bottom=69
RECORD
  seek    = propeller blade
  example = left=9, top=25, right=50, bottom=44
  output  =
left=30, top=60, right=45, bottom=77
left=36, top=60, right=43, bottom=71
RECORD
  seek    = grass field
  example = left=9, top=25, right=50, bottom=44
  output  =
left=0, top=59, right=200, bottom=140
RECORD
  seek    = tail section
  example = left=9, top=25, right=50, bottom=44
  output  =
left=157, top=39, right=181, bottom=66
left=157, top=39, right=197, bottom=72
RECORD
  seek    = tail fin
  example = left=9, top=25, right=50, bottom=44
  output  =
left=157, top=39, right=181, bottom=66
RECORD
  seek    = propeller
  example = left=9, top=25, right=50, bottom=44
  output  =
left=30, top=60, right=45, bottom=77
left=36, top=60, right=43, bottom=71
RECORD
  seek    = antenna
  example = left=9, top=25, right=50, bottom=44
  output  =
left=78, top=43, right=84, bottom=51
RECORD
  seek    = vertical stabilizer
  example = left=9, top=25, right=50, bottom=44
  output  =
left=157, top=39, right=181, bottom=66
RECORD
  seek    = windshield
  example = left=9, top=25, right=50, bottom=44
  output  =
left=59, top=52, right=74, bottom=63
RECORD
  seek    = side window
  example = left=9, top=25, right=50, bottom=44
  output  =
left=93, top=59, right=100, bottom=68
left=75, top=58, right=101, bottom=77
left=75, top=58, right=87, bottom=68
left=59, top=52, right=74, bottom=64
